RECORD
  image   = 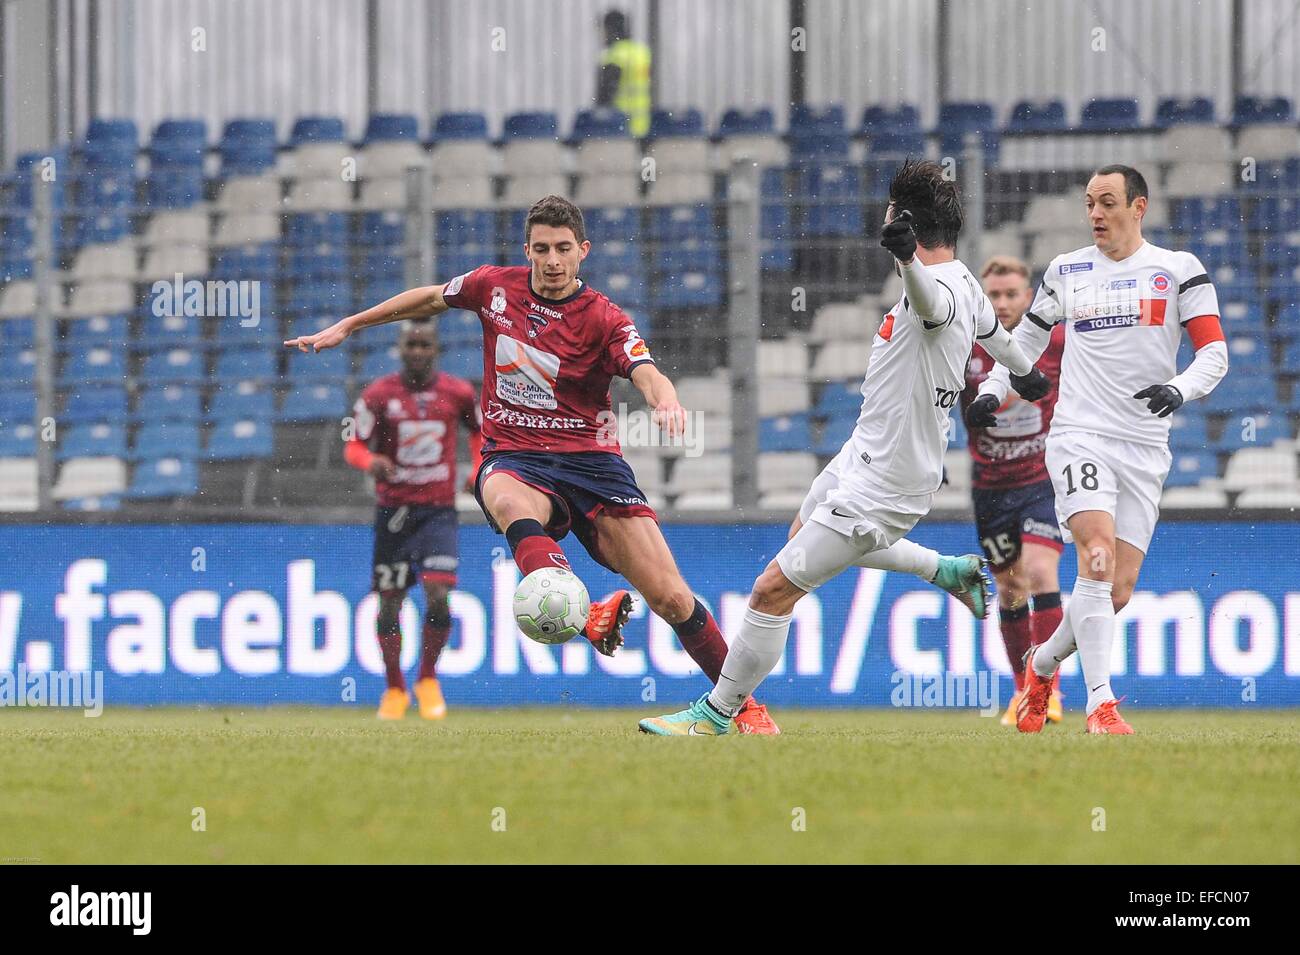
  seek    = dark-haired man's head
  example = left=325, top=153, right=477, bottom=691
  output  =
left=1087, top=164, right=1148, bottom=260
left=400, top=319, right=438, bottom=383
left=524, top=195, right=591, bottom=300
left=603, top=10, right=628, bottom=43
left=886, top=158, right=965, bottom=251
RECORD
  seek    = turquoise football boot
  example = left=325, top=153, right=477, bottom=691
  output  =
left=932, top=554, right=992, bottom=620
left=638, top=693, right=732, bottom=736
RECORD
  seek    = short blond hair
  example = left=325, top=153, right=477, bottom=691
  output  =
left=980, top=255, right=1030, bottom=281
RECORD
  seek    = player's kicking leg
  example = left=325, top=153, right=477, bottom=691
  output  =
left=640, top=515, right=885, bottom=736
left=479, top=469, right=632, bottom=656
left=591, top=511, right=779, bottom=734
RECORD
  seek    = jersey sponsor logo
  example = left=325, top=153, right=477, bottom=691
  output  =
left=490, top=286, right=507, bottom=314
left=624, top=327, right=651, bottom=362
left=1108, top=278, right=1137, bottom=290
left=1149, top=271, right=1172, bottom=294
left=609, top=494, right=648, bottom=506
left=1060, top=262, right=1093, bottom=274
left=976, top=431, right=1047, bottom=461
left=396, top=419, right=447, bottom=466
left=494, top=337, right=560, bottom=409
left=485, top=400, right=586, bottom=430
left=445, top=272, right=468, bottom=296
left=1073, top=298, right=1167, bottom=332
left=879, top=312, right=896, bottom=341
left=1022, top=516, right=1062, bottom=542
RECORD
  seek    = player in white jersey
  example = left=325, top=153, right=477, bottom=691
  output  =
left=968, top=165, right=1229, bottom=735
left=640, top=160, right=1047, bottom=735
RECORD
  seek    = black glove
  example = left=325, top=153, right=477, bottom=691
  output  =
left=1010, top=367, right=1051, bottom=402
left=880, top=209, right=917, bottom=263
left=1133, top=384, right=1184, bottom=418
left=965, top=394, right=1000, bottom=429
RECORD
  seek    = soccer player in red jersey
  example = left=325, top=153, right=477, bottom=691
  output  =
left=345, top=319, right=481, bottom=720
left=287, top=195, right=778, bottom=734
left=960, top=256, right=1066, bottom=725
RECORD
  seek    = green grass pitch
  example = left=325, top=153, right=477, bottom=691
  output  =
left=2, top=708, right=1296, bottom=864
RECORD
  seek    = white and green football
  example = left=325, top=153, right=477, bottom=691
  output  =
left=513, top=567, right=590, bottom=645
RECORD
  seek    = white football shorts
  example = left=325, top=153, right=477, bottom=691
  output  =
left=1044, top=429, right=1172, bottom=554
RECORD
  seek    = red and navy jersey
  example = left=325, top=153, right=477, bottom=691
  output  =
left=353, top=371, right=480, bottom=506
left=441, top=264, right=654, bottom=454
left=960, top=322, right=1065, bottom=489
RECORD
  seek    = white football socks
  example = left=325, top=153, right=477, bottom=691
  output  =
left=853, top=538, right=940, bottom=582
left=1068, top=577, right=1117, bottom=715
left=708, top=606, right=792, bottom=717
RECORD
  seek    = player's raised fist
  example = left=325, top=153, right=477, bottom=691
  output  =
left=1010, top=367, right=1051, bottom=402
left=1133, top=384, right=1184, bottom=418
left=284, top=318, right=351, bottom=352
left=880, top=209, right=917, bottom=263
left=964, top=393, right=1000, bottom=429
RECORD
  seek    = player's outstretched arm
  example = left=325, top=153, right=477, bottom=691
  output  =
left=879, top=211, right=953, bottom=330
left=1134, top=315, right=1229, bottom=416
left=283, top=283, right=453, bottom=352
left=630, top=364, right=687, bottom=437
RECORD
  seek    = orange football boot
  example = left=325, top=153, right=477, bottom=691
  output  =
left=1015, top=645, right=1054, bottom=734
left=414, top=677, right=447, bottom=720
left=1086, top=698, right=1134, bottom=735
left=734, top=697, right=781, bottom=735
left=584, top=590, right=632, bottom=656
left=377, top=687, right=410, bottom=720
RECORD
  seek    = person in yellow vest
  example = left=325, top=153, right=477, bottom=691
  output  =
left=596, top=10, right=652, bottom=137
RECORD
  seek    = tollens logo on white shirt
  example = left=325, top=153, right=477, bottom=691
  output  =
left=494, top=337, right=559, bottom=410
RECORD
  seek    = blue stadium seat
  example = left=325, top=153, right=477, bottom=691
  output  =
left=1165, top=451, right=1218, bottom=487
left=1168, top=412, right=1210, bottom=450
left=1171, top=196, right=1243, bottom=231
left=649, top=204, right=713, bottom=241
left=1081, top=97, right=1141, bottom=130
left=1155, top=97, right=1214, bottom=127
left=760, top=413, right=813, bottom=452
left=718, top=108, right=775, bottom=136
left=58, top=422, right=126, bottom=460
left=1007, top=100, right=1068, bottom=132
left=439, top=347, right=482, bottom=382
left=146, top=168, right=203, bottom=208
left=219, top=118, right=277, bottom=175
left=584, top=206, right=641, bottom=243
left=433, top=112, right=489, bottom=141
left=0, top=317, right=34, bottom=348
left=504, top=111, right=559, bottom=140
left=287, top=248, right=348, bottom=281
left=205, top=418, right=274, bottom=460
left=589, top=268, right=650, bottom=309
left=800, top=164, right=863, bottom=236
left=357, top=210, right=406, bottom=247
left=361, top=347, right=399, bottom=380
left=286, top=347, right=350, bottom=382
left=437, top=209, right=496, bottom=245
left=441, top=310, right=481, bottom=347
left=1226, top=336, right=1271, bottom=374
left=938, top=101, right=996, bottom=132
left=650, top=108, right=705, bottom=138
left=1279, top=339, right=1300, bottom=375
left=61, top=495, right=121, bottom=512
left=860, top=104, right=921, bottom=134
left=150, top=118, right=207, bottom=159
left=814, top=381, right=863, bottom=419
left=209, top=382, right=276, bottom=421
left=125, top=457, right=199, bottom=499
left=143, top=348, right=206, bottom=385
left=279, top=383, right=347, bottom=423
left=11, top=348, right=37, bottom=383
left=650, top=271, right=722, bottom=308
left=1261, top=234, right=1300, bottom=270
left=363, top=113, right=419, bottom=143
left=0, top=389, right=36, bottom=420
left=1214, top=412, right=1290, bottom=450
left=65, top=314, right=130, bottom=344
left=214, top=348, right=277, bottom=381
left=653, top=238, right=723, bottom=275
left=133, top=384, right=201, bottom=422
left=290, top=115, right=346, bottom=145
left=213, top=243, right=277, bottom=278
left=790, top=104, right=849, bottom=159
left=815, top=414, right=855, bottom=455
left=1232, top=96, right=1293, bottom=125
left=217, top=314, right=277, bottom=350
left=285, top=212, right=348, bottom=247
left=137, top=314, right=199, bottom=351
left=60, top=347, right=126, bottom=385
left=570, top=108, right=627, bottom=140
left=1204, top=377, right=1273, bottom=414
left=132, top=420, right=201, bottom=460
left=62, top=386, right=128, bottom=424
left=0, top=422, right=36, bottom=456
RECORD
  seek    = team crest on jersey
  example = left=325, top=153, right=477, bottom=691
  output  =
left=1149, top=271, right=1172, bottom=294
left=490, top=286, right=507, bottom=314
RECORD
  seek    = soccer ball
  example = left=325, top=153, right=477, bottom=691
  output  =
left=513, top=568, right=590, bottom=645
